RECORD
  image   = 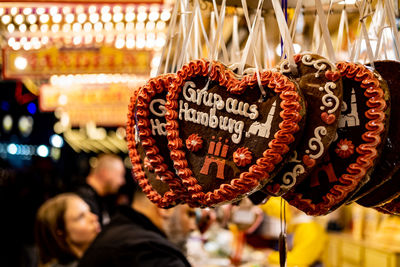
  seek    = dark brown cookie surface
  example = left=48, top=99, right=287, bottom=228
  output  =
left=354, top=61, right=400, bottom=206
left=284, top=62, right=389, bottom=216
left=165, top=59, right=306, bottom=207
left=260, top=53, right=343, bottom=197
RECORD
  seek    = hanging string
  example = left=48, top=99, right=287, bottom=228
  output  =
left=357, top=0, right=375, bottom=68
left=271, top=0, right=297, bottom=74
left=289, top=0, right=303, bottom=40
left=279, top=198, right=287, bottom=267
left=157, top=2, right=179, bottom=75
left=384, top=0, right=400, bottom=60
left=237, top=0, right=266, bottom=96
left=315, top=0, right=336, bottom=62
left=231, top=12, right=240, bottom=62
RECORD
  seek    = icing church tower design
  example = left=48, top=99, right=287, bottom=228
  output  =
left=200, top=137, right=229, bottom=179
left=338, top=88, right=360, bottom=128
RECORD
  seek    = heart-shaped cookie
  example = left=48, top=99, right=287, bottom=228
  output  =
left=284, top=62, right=389, bottom=215
left=165, top=59, right=306, bottom=207
left=354, top=61, right=400, bottom=206
left=127, top=74, right=188, bottom=208
left=258, top=53, right=343, bottom=198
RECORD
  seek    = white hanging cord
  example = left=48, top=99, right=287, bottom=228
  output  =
left=261, top=17, right=271, bottom=69
left=238, top=0, right=264, bottom=74
left=315, top=0, right=336, bottom=62
left=373, top=0, right=387, bottom=60
left=289, top=0, right=303, bottom=40
left=357, top=0, right=375, bottom=68
left=384, top=0, right=400, bottom=60
left=271, top=0, right=297, bottom=74
left=194, top=0, right=211, bottom=58
left=177, top=2, right=197, bottom=69
left=231, top=12, right=240, bottom=62
left=336, top=6, right=351, bottom=60
left=157, top=2, right=179, bottom=75
left=210, top=0, right=228, bottom=63
left=312, top=15, right=321, bottom=52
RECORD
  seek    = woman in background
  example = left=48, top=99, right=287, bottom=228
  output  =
left=35, top=193, right=100, bottom=267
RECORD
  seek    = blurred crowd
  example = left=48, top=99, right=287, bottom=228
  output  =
left=12, top=153, right=329, bottom=267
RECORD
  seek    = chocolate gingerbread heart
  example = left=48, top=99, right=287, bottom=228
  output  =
left=260, top=53, right=343, bottom=197
left=354, top=61, right=400, bottom=206
left=127, top=74, right=188, bottom=208
left=165, top=59, right=306, bottom=207
left=284, top=62, right=389, bottom=215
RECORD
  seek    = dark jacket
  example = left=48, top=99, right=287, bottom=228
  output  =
left=78, top=206, right=191, bottom=267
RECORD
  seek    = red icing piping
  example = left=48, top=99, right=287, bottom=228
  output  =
left=165, top=59, right=302, bottom=207
left=285, top=62, right=387, bottom=215
left=126, top=74, right=187, bottom=208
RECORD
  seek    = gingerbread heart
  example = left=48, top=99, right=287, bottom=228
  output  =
left=355, top=61, right=400, bottom=207
left=127, top=74, right=188, bottom=208
left=165, top=59, right=306, bottom=207
left=254, top=53, right=342, bottom=200
left=284, top=62, right=390, bottom=216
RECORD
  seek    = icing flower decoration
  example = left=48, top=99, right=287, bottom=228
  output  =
left=233, top=147, right=253, bottom=167
left=143, top=157, right=153, bottom=171
left=335, top=139, right=355, bottom=159
left=186, top=134, right=203, bottom=152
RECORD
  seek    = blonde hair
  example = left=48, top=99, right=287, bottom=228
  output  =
left=35, top=193, right=81, bottom=265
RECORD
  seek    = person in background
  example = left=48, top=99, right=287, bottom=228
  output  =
left=35, top=193, right=101, bottom=267
left=75, top=154, right=125, bottom=226
left=262, top=197, right=327, bottom=267
left=78, top=189, right=195, bottom=267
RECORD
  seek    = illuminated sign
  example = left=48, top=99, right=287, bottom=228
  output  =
left=3, top=47, right=152, bottom=79
left=39, top=82, right=143, bottom=126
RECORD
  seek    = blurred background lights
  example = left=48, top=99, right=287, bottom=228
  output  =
left=7, top=144, right=17, bottom=155
left=50, top=134, right=64, bottom=148
left=27, top=103, right=37, bottom=115
left=14, top=56, right=28, bottom=70
left=37, top=145, right=49, bottom=157
left=3, top=115, right=13, bottom=132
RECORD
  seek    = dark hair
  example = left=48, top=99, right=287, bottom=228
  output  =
left=35, top=193, right=80, bottom=265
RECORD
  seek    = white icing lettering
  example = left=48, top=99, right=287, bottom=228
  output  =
left=178, top=82, right=273, bottom=143
left=249, top=104, right=259, bottom=120
left=182, top=81, right=258, bottom=119
left=149, top=99, right=166, bottom=117
left=150, top=119, right=167, bottom=136
left=209, top=108, right=218, bottom=128
left=183, top=81, right=197, bottom=102
left=232, top=121, right=244, bottom=143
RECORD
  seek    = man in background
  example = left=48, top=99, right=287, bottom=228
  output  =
left=75, top=154, right=125, bottom=226
left=78, top=189, right=195, bottom=267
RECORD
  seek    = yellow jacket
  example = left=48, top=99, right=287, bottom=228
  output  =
left=268, top=218, right=327, bottom=267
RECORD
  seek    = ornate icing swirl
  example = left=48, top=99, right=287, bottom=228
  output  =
left=285, top=62, right=387, bottom=215
left=233, top=147, right=253, bottom=167
left=307, top=126, right=328, bottom=159
left=281, top=164, right=305, bottom=189
left=319, top=82, right=340, bottom=114
left=165, top=59, right=303, bottom=207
